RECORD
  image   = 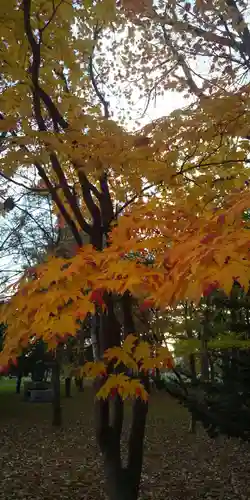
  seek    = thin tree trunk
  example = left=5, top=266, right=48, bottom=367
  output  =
left=76, top=376, right=84, bottom=391
left=16, top=373, right=22, bottom=394
left=188, top=352, right=197, bottom=433
left=65, top=376, right=71, bottom=397
left=200, top=338, right=210, bottom=381
left=184, top=302, right=198, bottom=434
left=201, top=304, right=210, bottom=381
left=52, top=355, right=62, bottom=426
left=208, top=353, right=215, bottom=382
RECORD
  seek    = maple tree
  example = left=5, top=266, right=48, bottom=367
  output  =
left=114, top=0, right=250, bottom=107
left=1, top=1, right=250, bottom=499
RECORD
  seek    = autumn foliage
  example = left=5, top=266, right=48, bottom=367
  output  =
left=0, top=0, right=250, bottom=400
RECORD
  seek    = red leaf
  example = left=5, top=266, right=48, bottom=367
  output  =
left=90, top=288, right=105, bottom=306
left=110, top=388, right=117, bottom=399
left=165, top=358, right=174, bottom=369
left=140, top=299, right=154, bottom=311
left=74, top=311, right=85, bottom=320
left=203, top=281, right=220, bottom=297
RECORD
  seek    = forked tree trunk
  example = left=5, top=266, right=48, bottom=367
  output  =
left=96, top=392, right=148, bottom=500
left=52, top=355, right=62, bottom=426
left=94, top=291, right=148, bottom=500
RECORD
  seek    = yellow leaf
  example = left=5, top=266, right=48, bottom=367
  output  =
left=123, top=333, right=137, bottom=354
left=104, top=345, right=138, bottom=371
left=46, top=338, right=58, bottom=350
left=82, top=361, right=106, bottom=378
left=96, top=373, right=149, bottom=401
left=104, top=346, right=123, bottom=362
left=134, top=341, right=151, bottom=362
left=140, top=358, right=156, bottom=371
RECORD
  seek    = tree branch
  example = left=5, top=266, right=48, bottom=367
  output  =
left=79, top=169, right=102, bottom=225
left=15, top=203, right=54, bottom=244
left=89, top=25, right=109, bottom=119
left=161, top=24, right=203, bottom=98
left=49, top=153, right=91, bottom=234
left=115, top=181, right=163, bottom=219
left=34, top=162, right=83, bottom=246
left=99, top=172, right=114, bottom=231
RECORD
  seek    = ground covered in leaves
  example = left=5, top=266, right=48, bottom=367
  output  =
left=0, top=382, right=249, bottom=500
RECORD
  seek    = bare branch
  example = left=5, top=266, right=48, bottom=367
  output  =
left=39, top=0, right=64, bottom=34
left=15, top=203, right=54, bottom=244
left=0, top=170, right=49, bottom=194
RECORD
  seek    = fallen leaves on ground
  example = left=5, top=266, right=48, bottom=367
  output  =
left=0, top=387, right=250, bottom=499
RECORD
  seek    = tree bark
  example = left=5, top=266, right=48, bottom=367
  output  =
left=94, top=291, right=148, bottom=500
left=201, top=304, right=210, bottom=381
left=96, top=382, right=148, bottom=500
left=184, top=303, right=198, bottom=434
left=208, top=353, right=215, bottom=382
left=16, top=373, right=22, bottom=394
left=52, top=356, right=62, bottom=426
left=188, top=352, right=197, bottom=433
left=75, top=376, right=84, bottom=391
left=65, top=376, right=71, bottom=397
left=89, top=195, right=148, bottom=500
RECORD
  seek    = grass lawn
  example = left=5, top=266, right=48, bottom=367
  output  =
left=0, top=380, right=250, bottom=500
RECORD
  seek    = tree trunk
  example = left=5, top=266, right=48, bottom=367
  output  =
left=75, top=376, right=84, bottom=392
left=90, top=209, right=148, bottom=500
left=65, top=376, right=71, bottom=397
left=52, top=356, right=62, bottom=426
left=208, top=354, right=215, bottom=382
left=185, top=303, right=198, bottom=434
left=189, top=352, right=197, bottom=433
left=16, top=373, right=22, bottom=394
left=201, top=304, right=210, bottom=382
left=92, top=291, right=149, bottom=500
left=96, top=384, right=148, bottom=500
left=189, top=413, right=197, bottom=433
